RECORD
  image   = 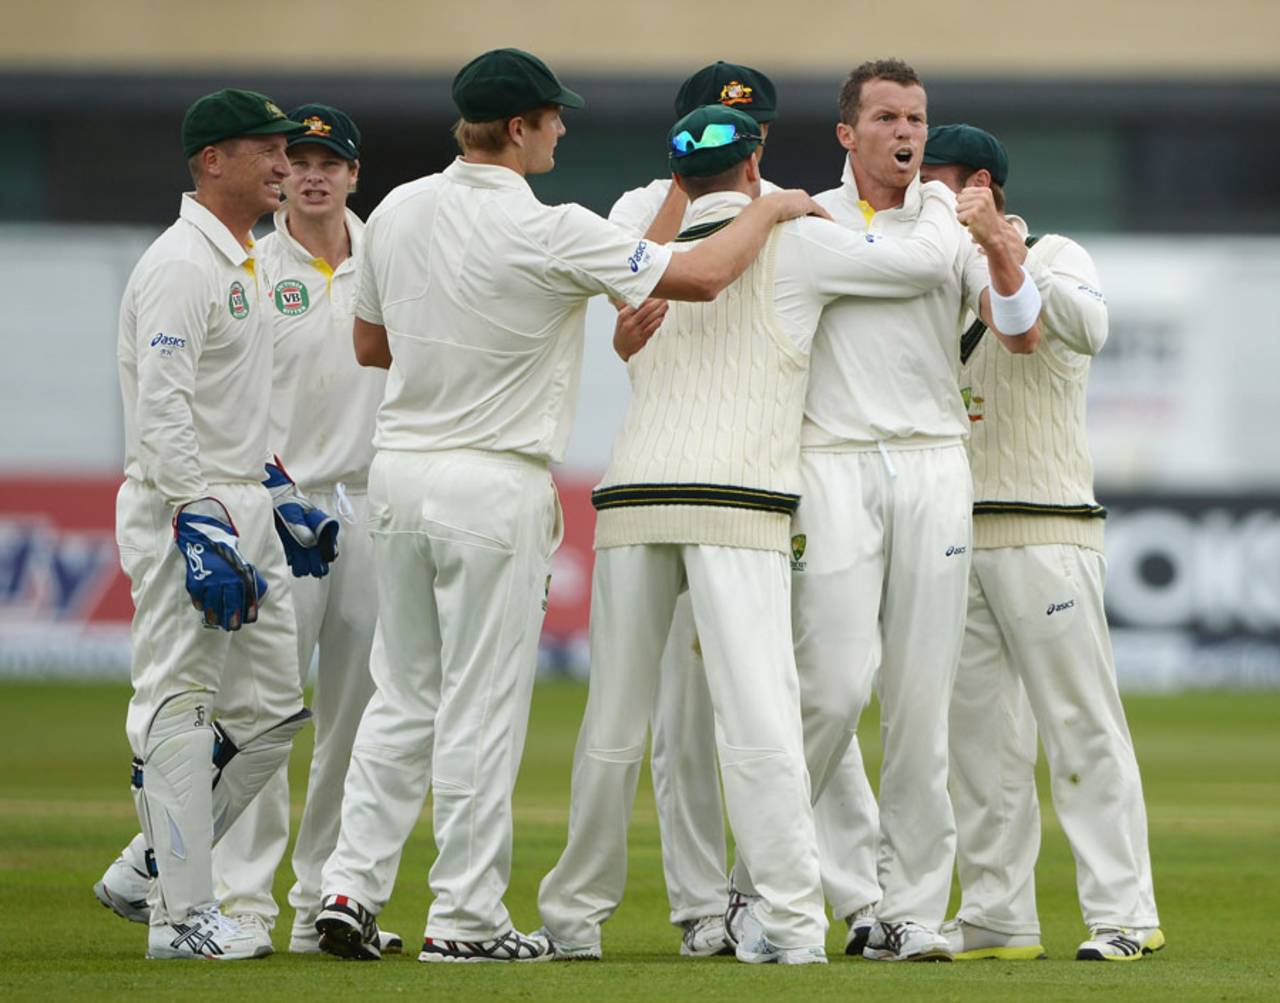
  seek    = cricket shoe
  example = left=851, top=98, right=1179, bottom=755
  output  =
left=680, top=914, right=733, bottom=957
left=227, top=913, right=274, bottom=957
left=941, top=918, right=1045, bottom=960
left=863, top=920, right=953, bottom=962
left=315, top=893, right=386, bottom=960
left=290, top=914, right=403, bottom=955
left=419, top=929, right=550, bottom=963
left=722, top=885, right=760, bottom=947
left=844, top=904, right=876, bottom=957
left=93, top=848, right=151, bottom=924
left=1076, top=926, right=1165, bottom=962
left=146, top=907, right=272, bottom=960
left=530, top=926, right=602, bottom=961
left=733, top=904, right=826, bottom=965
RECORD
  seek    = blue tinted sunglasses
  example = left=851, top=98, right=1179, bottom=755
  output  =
left=670, top=122, right=763, bottom=158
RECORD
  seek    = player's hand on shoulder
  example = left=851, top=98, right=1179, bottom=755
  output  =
left=763, top=189, right=833, bottom=223
left=613, top=298, right=668, bottom=362
left=263, top=458, right=340, bottom=578
left=173, top=498, right=268, bottom=631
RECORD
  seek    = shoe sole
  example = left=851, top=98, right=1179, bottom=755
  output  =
left=864, top=948, right=953, bottom=962
left=146, top=944, right=272, bottom=961
left=316, top=915, right=381, bottom=961
left=955, top=945, right=1047, bottom=961
left=93, top=881, right=149, bottom=924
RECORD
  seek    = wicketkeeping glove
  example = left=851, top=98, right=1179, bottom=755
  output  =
left=173, top=498, right=268, bottom=631
left=263, top=457, right=340, bottom=578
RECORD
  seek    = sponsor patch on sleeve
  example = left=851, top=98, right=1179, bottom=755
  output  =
left=627, top=240, right=653, bottom=274
left=1075, top=283, right=1105, bottom=303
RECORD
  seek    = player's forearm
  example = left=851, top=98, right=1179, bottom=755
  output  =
left=136, top=396, right=210, bottom=507
left=654, top=198, right=783, bottom=301
left=982, top=222, right=1030, bottom=296
left=643, top=181, right=690, bottom=244
left=892, top=187, right=962, bottom=291
left=978, top=289, right=1041, bottom=354
left=353, top=318, right=392, bottom=368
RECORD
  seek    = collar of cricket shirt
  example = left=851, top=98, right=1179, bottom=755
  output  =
left=273, top=205, right=365, bottom=275
left=445, top=157, right=533, bottom=193
left=180, top=192, right=253, bottom=266
left=837, top=156, right=924, bottom=223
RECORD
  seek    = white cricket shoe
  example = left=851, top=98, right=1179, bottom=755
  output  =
left=529, top=926, right=601, bottom=961
left=863, top=920, right=953, bottom=962
left=734, top=904, right=827, bottom=965
left=680, top=914, right=733, bottom=957
left=941, top=918, right=1045, bottom=960
left=419, top=929, right=551, bottom=962
left=844, top=903, right=876, bottom=957
left=227, top=913, right=274, bottom=957
left=316, top=893, right=387, bottom=961
left=1076, top=926, right=1166, bottom=961
left=93, top=851, right=151, bottom=924
left=146, top=907, right=272, bottom=960
left=722, top=885, right=760, bottom=947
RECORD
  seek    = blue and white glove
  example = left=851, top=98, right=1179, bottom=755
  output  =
left=173, top=498, right=268, bottom=631
left=263, top=457, right=339, bottom=578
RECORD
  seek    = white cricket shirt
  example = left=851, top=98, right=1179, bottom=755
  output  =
left=608, top=177, right=781, bottom=236
left=119, top=194, right=273, bottom=507
left=805, top=159, right=990, bottom=447
left=358, top=158, right=672, bottom=463
left=260, top=206, right=385, bottom=491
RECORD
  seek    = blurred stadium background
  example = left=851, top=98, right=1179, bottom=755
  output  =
left=2, top=0, right=1279, bottom=690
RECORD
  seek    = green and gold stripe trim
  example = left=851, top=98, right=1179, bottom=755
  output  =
left=973, top=500, right=1107, bottom=519
left=592, top=482, right=800, bottom=515
left=674, top=218, right=734, bottom=243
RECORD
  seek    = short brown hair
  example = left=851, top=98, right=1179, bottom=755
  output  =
left=679, top=158, right=753, bottom=200
left=451, top=106, right=557, bottom=155
left=838, top=58, right=922, bottom=125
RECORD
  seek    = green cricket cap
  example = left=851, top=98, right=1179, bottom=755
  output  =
left=923, top=123, right=1009, bottom=186
left=675, top=61, right=777, bottom=123
left=451, top=48, right=585, bottom=122
left=181, top=88, right=306, bottom=157
left=668, top=105, right=762, bottom=178
left=287, top=103, right=361, bottom=161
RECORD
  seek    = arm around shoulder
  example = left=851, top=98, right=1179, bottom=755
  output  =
left=353, top=316, right=391, bottom=368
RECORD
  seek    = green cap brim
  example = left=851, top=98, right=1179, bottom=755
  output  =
left=241, top=119, right=309, bottom=139
left=286, top=134, right=359, bottom=161
left=552, top=86, right=586, bottom=110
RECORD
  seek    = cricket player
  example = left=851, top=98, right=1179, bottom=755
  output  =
left=609, top=60, right=881, bottom=958
left=313, top=49, right=828, bottom=963
left=96, top=89, right=337, bottom=960
left=207, top=103, right=402, bottom=958
left=537, top=103, right=964, bottom=965
left=783, top=60, right=1044, bottom=962
left=919, top=124, right=1164, bottom=963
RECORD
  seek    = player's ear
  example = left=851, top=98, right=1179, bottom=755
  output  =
left=507, top=115, right=526, bottom=149
left=835, top=121, right=856, bottom=153
left=967, top=167, right=993, bottom=190
left=348, top=159, right=360, bottom=194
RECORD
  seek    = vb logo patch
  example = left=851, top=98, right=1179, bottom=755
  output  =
left=790, top=534, right=807, bottom=572
left=274, top=279, right=310, bottom=316
left=228, top=281, right=250, bottom=320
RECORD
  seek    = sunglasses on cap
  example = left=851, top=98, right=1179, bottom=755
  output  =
left=670, top=122, right=763, bottom=158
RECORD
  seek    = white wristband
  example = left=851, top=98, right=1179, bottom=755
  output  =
left=988, top=266, right=1041, bottom=334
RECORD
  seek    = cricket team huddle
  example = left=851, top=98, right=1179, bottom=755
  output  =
left=95, top=45, right=1164, bottom=967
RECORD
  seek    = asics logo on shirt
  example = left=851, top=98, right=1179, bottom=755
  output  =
left=945, top=544, right=967, bottom=557
left=150, top=333, right=187, bottom=349
left=1047, top=599, right=1076, bottom=615
left=185, top=542, right=212, bottom=581
left=628, top=240, right=651, bottom=274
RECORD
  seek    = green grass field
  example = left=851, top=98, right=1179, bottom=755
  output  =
left=1, top=681, right=1277, bottom=1001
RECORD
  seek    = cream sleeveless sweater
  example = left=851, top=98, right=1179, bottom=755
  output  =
left=961, top=232, right=1105, bottom=551
left=593, top=211, right=808, bottom=554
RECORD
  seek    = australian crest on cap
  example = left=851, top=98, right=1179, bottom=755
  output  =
left=720, top=81, right=753, bottom=106
left=265, top=100, right=286, bottom=119
left=302, top=115, right=333, bottom=137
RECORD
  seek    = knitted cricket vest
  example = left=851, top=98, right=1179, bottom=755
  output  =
left=593, top=211, right=807, bottom=554
left=961, top=233, right=1105, bottom=551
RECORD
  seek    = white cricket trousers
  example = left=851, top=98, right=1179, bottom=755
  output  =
left=654, top=595, right=881, bottom=924
left=321, top=448, right=561, bottom=940
left=539, top=544, right=826, bottom=951
left=950, top=543, right=1159, bottom=933
left=213, top=487, right=379, bottom=930
left=790, top=443, right=972, bottom=929
left=118, top=479, right=302, bottom=758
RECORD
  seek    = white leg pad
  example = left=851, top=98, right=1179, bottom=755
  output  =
left=211, top=708, right=313, bottom=844
left=138, top=690, right=216, bottom=925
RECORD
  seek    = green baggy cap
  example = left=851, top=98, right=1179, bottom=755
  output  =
left=287, top=103, right=362, bottom=161
left=182, top=88, right=307, bottom=157
left=668, top=105, right=762, bottom=178
left=452, top=48, right=585, bottom=122
left=923, top=123, right=1009, bottom=186
left=675, top=61, right=777, bottom=123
